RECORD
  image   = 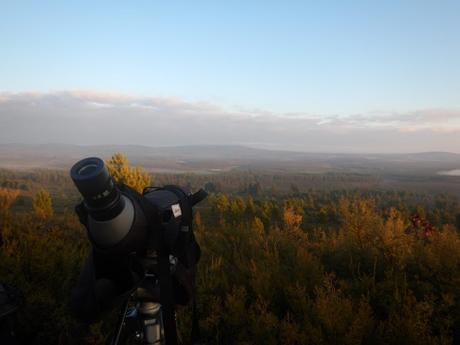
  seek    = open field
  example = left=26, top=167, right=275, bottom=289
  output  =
left=2, top=144, right=460, bottom=198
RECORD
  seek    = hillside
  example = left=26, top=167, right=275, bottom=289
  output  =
left=1, top=143, right=460, bottom=175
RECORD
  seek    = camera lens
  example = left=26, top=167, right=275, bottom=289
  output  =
left=70, top=157, right=124, bottom=220
left=77, top=163, right=99, bottom=176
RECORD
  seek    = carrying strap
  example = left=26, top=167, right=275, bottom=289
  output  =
left=158, top=249, right=178, bottom=345
left=162, top=186, right=205, bottom=345
left=140, top=196, right=178, bottom=345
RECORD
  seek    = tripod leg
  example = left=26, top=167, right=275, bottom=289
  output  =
left=110, top=299, right=130, bottom=345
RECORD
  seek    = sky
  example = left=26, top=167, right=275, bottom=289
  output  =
left=1, top=1, right=459, bottom=152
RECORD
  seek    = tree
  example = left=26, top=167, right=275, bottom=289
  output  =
left=283, top=205, right=303, bottom=231
left=105, top=152, right=151, bottom=192
left=33, top=189, right=53, bottom=220
left=248, top=182, right=262, bottom=197
left=0, top=188, right=20, bottom=213
left=204, top=182, right=217, bottom=193
left=456, top=213, right=460, bottom=231
left=0, top=188, right=20, bottom=245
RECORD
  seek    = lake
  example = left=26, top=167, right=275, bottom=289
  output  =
left=438, top=169, right=460, bottom=176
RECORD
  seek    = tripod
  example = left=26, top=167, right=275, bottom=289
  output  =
left=110, top=293, right=166, bottom=345
left=110, top=255, right=180, bottom=345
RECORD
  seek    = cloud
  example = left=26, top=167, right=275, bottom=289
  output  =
left=333, top=109, right=460, bottom=132
left=0, top=90, right=459, bottom=153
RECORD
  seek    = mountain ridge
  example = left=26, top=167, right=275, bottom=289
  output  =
left=1, top=143, right=460, bottom=174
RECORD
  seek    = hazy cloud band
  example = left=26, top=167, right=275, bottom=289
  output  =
left=1, top=91, right=459, bottom=153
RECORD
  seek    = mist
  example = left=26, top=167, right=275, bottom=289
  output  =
left=1, top=91, right=459, bottom=153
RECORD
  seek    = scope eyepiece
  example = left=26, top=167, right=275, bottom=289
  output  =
left=70, top=157, right=124, bottom=220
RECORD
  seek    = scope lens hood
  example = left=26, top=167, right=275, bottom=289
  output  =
left=71, top=157, right=123, bottom=220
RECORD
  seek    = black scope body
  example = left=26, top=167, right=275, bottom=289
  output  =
left=71, top=157, right=148, bottom=255
left=70, top=157, right=207, bottom=257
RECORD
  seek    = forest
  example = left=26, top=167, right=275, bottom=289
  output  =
left=1, top=153, right=460, bottom=344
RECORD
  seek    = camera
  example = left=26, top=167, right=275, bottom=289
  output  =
left=70, top=157, right=207, bottom=345
left=70, top=157, right=206, bottom=256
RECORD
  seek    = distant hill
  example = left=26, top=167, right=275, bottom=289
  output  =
left=1, top=143, right=460, bottom=175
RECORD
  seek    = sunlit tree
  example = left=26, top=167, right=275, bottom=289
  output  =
left=33, top=189, right=53, bottom=220
left=105, top=152, right=151, bottom=192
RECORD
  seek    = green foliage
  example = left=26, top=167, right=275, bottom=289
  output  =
left=2, top=157, right=460, bottom=344
left=0, top=211, right=88, bottom=344
left=187, top=194, right=460, bottom=345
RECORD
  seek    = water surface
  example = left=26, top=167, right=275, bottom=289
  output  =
left=438, top=169, right=460, bottom=176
